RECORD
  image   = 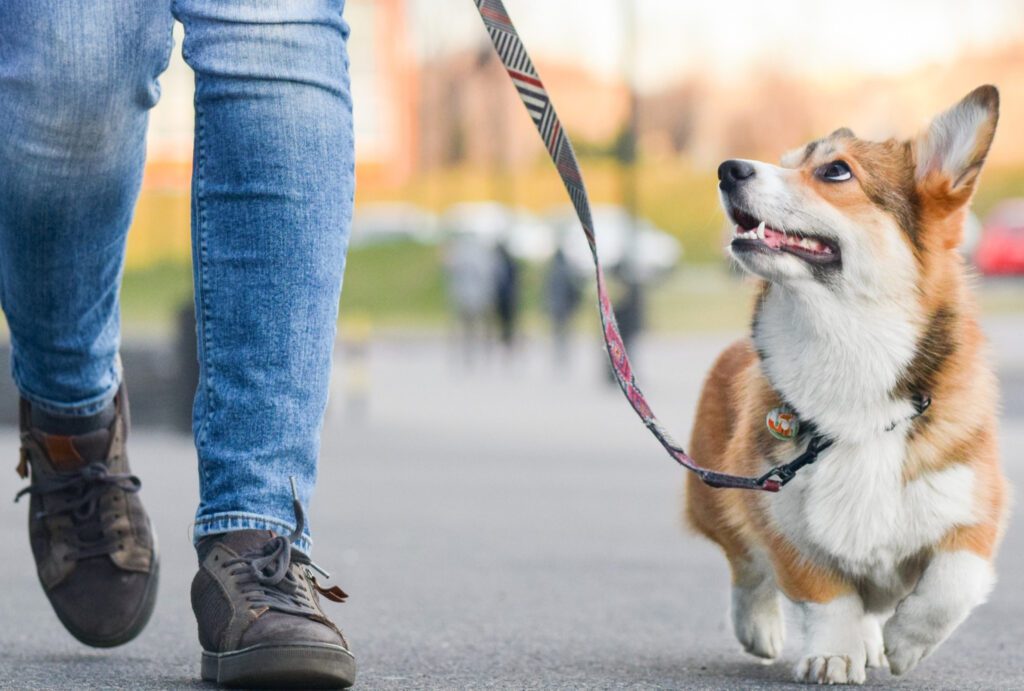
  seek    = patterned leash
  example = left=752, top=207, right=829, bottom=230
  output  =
left=473, top=0, right=781, bottom=492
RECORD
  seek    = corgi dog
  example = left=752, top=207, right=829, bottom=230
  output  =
left=685, top=85, right=1008, bottom=685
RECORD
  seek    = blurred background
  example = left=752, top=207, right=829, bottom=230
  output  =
left=9, top=0, right=1024, bottom=420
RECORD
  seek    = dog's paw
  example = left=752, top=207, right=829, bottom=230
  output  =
left=883, top=621, right=932, bottom=676
left=737, top=605, right=784, bottom=660
left=794, top=655, right=866, bottom=685
left=732, top=585, right=785, bottom=659
left=862, top=616, right=888, bottom=669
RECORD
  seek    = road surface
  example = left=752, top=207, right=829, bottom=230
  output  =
left=2, top=318, right=1023, bottom=689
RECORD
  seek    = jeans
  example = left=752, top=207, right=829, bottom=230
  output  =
left=0, top=0, right=355, bottom=555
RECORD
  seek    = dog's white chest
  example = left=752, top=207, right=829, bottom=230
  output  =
left=771, top=433, right=976, bottom=581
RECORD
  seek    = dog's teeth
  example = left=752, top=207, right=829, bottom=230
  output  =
left=757, top=221, right=766, bottom=240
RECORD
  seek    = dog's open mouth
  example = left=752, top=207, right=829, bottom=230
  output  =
left=728, top=207, right=840, bottom=266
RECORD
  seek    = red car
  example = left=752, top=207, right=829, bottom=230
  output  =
left=976, top=200, right=1024, bottom=275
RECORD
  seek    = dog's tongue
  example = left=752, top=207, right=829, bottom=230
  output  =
left=762, top=226, right=786, bottom=250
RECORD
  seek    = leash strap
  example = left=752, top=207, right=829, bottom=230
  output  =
left=472, top=0, right=781, bottom=491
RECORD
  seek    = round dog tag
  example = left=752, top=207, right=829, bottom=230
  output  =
left=766, top=406, right=799, bottom=441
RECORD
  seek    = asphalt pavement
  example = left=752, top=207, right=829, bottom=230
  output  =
left=2, top=316, right=1023, bottom=690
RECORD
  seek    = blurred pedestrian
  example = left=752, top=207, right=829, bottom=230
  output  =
left=544, top=248, right=582, bottom=365
left=444, top=234, right=497, bottom=365
left=3, top=1, right=356, bottom=687
left=493, top=240, right=520, bottom=349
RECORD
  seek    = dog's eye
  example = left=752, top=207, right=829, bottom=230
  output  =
left=819, top=160, right=852, bottom=182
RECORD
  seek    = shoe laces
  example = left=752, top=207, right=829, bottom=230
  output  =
left=223, top=479, right=347, bottom=618
left=15, top=461, right=141, bottom=559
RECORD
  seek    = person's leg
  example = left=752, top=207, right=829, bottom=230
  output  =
left=174, top=0, right=354, bottom=556
left=174, top=1, right=355, bottom=685
left=0, top=1, right=174, bottom=413
left=0, top=0, right=173, bottom=647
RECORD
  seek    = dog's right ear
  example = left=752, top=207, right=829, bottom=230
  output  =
left=914, top=85, right=999, bottom=206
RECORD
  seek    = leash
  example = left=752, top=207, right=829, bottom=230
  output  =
left=472, top=1, right=931, bottom=492
left=471, top=0, right=783, bottom=491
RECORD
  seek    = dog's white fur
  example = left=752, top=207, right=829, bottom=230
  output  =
left=749, top=279, right=985, bottom=683
left=883, top=550, right=994, bottom=675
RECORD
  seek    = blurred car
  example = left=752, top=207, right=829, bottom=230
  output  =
left=350, top=202, right=439, bottom=246
left=546, top=204, right=683, bottom=282
left=441, top=202, right=555, bottom=261
left=976, top=200, right=1024, bottom=276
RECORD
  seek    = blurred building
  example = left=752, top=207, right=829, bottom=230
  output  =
left=128, top=1, right=1024, bottom=270
left=417, top=48, right=629, bottom=172
left=349, top=0, right=418, bottom=186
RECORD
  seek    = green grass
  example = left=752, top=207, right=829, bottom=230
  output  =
left=120, top=260, right=193, bottom=326
left=338, top=241, right=447, bottom=326
left=339, top=240, right=557, bottom=329
left=119, top=247, right=1021, bottom=335
left=647, top=268, right=754, bottom=333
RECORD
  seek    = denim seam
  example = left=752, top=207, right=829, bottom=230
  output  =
left=190, top=48, right=215, bottom=497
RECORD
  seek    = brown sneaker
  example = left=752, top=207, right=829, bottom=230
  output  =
left=14, top=384, right=159, bottom=648
left=191, top=489, right=355, bottom=689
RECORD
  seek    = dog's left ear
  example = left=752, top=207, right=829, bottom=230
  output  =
left=914, top=85, right=999, bottom=208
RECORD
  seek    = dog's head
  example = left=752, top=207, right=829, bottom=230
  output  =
left=719, top=85, right=999, bottom=292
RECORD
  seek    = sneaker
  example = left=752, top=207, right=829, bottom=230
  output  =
left=15, top=385, right=159, bottom=647
left=191, top=486, right=355, bottom=688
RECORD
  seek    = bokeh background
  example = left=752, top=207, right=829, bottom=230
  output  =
left=126, top=0, right=1024, bottom=342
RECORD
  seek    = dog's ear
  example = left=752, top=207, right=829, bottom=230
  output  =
left=914, top=85, right=999, bottom=204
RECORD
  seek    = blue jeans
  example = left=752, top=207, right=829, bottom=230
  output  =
left=0, top=0, right=354, bottom=554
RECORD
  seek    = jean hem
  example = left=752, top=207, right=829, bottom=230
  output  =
left=14, top=375, right=121, bottom=417
left=193, top=512, right=313, bottom=555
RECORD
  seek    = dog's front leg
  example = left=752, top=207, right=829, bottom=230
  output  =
left=793, top=594, right=867, bottom=684
left=770, top=546, right=866, bottom=684
left=883, top=550, right=994, bottom=676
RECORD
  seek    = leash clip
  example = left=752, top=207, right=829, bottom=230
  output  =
left=756, top=435, right=833, bottom=488
left=759, top=464, right=800, bottom=487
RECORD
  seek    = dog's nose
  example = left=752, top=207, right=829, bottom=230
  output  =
left=718, top=160, right=755, bottom=193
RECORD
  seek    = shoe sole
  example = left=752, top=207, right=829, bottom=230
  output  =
left=201, top=643, right=357, bottom=689
left=50, top=531, right=161, bottom=649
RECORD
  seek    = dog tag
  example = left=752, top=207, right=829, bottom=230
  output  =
left=766, top=406, right=799, bottom=441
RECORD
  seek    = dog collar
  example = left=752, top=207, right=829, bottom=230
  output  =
left=758, top=393, right=932, bottom=488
